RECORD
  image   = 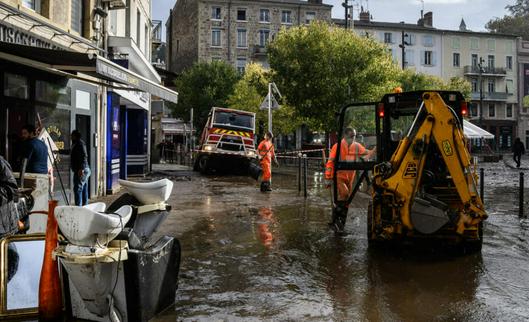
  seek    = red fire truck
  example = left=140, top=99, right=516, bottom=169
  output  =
left=194, top=107, right=257, bottom=174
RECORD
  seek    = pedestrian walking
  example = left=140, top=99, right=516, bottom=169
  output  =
left=0, top=155, right=21, bottom=238
left=20, top=124, right=48, bottom=174
left=513, top=137, right=525, bottom=168
left=257, top=131, right=279, bottom=192
left=70, top=130, right=91, bottom=206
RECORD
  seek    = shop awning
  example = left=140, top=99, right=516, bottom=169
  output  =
left=463, top=120, right=494, bottom=139
left=0, top=42, right=178, bottom=103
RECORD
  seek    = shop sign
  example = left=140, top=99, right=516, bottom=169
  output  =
left=0, top=21, right=61, bottom=50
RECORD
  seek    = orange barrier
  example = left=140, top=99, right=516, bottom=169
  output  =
left=38, top=200, right=62, bottom=320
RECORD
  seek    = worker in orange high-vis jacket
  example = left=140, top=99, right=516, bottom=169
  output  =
left=325, top=128, right=374, bottom=231
left=258, top=131, right=279, bottom=192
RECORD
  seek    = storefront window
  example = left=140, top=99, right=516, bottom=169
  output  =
left=38, top=106, right=71, bottom=152
left=36, top=80, right=71, bottom=106
left=4, top=73, right=29, bottom=99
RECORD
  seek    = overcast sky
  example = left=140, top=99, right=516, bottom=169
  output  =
left=152, top=0, right=512, bottom=40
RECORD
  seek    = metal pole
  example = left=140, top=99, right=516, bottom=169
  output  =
left=268, top=83, right=272, bottom=133
left=478, top=57, right=484, bottom=127
left=400, top=29, right=406, bottom=70
left=298, top=153, right=302, bottom=192
left=190, top=108, right=194, bottom=156
left=303, top=154, right=308, bottom=198
left=479, top=168, right=484, bottom=201
left=518, top=172, right=524, bottom=217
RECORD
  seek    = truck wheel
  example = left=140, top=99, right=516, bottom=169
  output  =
left=197, top=155, right=209, bottom=174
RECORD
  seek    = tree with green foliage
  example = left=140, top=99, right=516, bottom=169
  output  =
left=267, top=21, right=400, bottom=131
left=486, top=0, right=529, bottom=40
left=171, top=61, right=240, bottom=130
left=398, top=69, right=472, bottom=100
left=227, top=63, right=304, bottom=134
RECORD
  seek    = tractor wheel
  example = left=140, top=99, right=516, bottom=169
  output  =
left=462, top=221, right=483, bottom=254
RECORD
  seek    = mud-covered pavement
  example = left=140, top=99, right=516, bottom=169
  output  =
left=146, top=161, right=529, bottom=321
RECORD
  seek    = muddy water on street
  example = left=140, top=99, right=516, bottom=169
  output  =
left=153, top=164, right=529, bottom=321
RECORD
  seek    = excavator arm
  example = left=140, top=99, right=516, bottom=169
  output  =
left=373, top=92, right=487, bottom=236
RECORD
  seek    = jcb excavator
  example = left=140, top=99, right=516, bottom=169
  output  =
left=331, top=91, right=487, bottom=251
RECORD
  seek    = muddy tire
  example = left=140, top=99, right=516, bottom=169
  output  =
left=462, top=221, right=483, bottom=253
left=197, top=155, right=210, bottom=174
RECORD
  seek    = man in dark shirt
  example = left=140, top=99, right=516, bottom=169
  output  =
left=0, top=155, right=20, bottom=238
left=513, top=137, right=526, bottom=168
left=70, top=130, right=91, bottom=206
left=21, top=124, right=48, bottom=174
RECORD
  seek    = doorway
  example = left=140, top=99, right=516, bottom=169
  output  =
left=5, top=102, right=33, bottom=171
left=75, top=114, right=91, bottom=162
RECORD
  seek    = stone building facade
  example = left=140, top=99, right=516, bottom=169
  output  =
left=166, top=0, right=332, bottom=73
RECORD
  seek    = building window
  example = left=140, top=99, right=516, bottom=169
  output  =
left=384, top=32, right=393, bottom=44
left=109, top=9, right=118, bottom=35
left=145, top=24, right=149, bottom=55
left=260, top=9, right=270, bottom=23
left=488, top=55, right=495, bottom=69
left=470, top=38, right=479, bottom=50
left=471, top=54, right=478, bottom=68
left=488, top=103, right=495, bottom=117
left=237, top=29, right=247, bottom=48
left=4, top=73, right=29, bottom=99
left=211, top=6, right=221, bottom=20
left=405, top=49, right=415, bottom=66
left=452, top=37, right=460, bottom=49
left=259, top=29, right=270, bottom=47
left=506, top=56, right=513, bottom=70
left=236, top=58, right=246, bottom=74
left=507, top=79, right=514, bottom=94
left=488, top=39, right=496, bottom=51
left=306, top=11, right=316, bottom=24
left=422, top=50, right=433, bottom=66
left=470, top=103, right=478, bottom=117
left=136, top=9, right=141, bottom=47
left=71, top=0, right=84, bottom=34
left=211, top=29, right=221, bottom=47
left=422, top=35, right=433, bottom=47
left=281, top=11, right=292, bottom=24
left=507, top=104, right=513, bottom=117
left=471, top=79, right=478, bottom=92
left=36, top=80, right=71, bottom=105
left=22, top=0, right=41, bottom=13
left=453, top=53, right=460, bottom=67
left=488, top=80, right=495, bottom=93
left=237, top=9, right=246, bottom=21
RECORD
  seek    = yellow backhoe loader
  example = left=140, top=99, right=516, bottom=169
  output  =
left=331, top=91, right=487, bottom=251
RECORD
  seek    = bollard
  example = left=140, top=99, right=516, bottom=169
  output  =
left=298, top=154, right=302, bottom=192
left=518, top=172, right=524, bottom=217
left=303, top=154, right=308, bottom=198
left=479, top=168, right=484, bottom=201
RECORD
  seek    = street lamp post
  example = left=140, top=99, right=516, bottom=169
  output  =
left=342, top=0, right=352, bottom=29
left=399, top=28, right=410, bottom=70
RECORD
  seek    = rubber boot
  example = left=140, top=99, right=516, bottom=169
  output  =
left=265, top=181, right=272, bottom=192
left=331, top=202, right=348, bottom=233
left=260, top=181, right=267, bottom=192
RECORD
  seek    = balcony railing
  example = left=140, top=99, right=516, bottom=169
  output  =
left=464, top=65, right=506, bottom=76
left=252, top=45, right=267, bottom=56
left=152, top=20, right=162, bottom=44
left=471, top=92, right=508, bottom=101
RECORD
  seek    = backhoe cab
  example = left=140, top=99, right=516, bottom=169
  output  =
left=332, top=91, right=487, bottom=251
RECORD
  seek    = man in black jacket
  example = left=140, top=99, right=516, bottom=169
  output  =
left=0, top=155, right=20, bottom=238
left=513, top=138, right=525, bottom=168
left=70, top=130, right=91, bottom=206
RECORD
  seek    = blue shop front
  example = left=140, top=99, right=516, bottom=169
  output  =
left=106, top=89, right=150, bottom=193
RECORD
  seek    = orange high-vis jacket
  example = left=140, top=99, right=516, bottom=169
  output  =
left=258, top=140, right=275, bottom=163
left=325, top=139, right=366, bottom=180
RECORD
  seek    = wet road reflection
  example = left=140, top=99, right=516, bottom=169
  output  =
left=152, top=164, right=529, bottom=321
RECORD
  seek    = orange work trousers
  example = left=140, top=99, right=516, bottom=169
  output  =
left=261, top=160, right=271, bottom=181
left=336, top=171, right=356, bottom=202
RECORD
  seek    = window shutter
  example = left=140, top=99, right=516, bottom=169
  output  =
left=420, top=50, right=425, bottom=65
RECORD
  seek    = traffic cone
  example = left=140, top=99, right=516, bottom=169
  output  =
left=38, top=200, right=63, bottom=321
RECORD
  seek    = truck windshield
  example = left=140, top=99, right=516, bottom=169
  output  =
left=213, top=111, right=254, bottom=130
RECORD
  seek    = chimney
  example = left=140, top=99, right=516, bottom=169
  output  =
left=423, top=11, right=433, bottom=27
left=308, top=0, right=322, bottom=4
left=359, top=7, right=370, bottom=23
